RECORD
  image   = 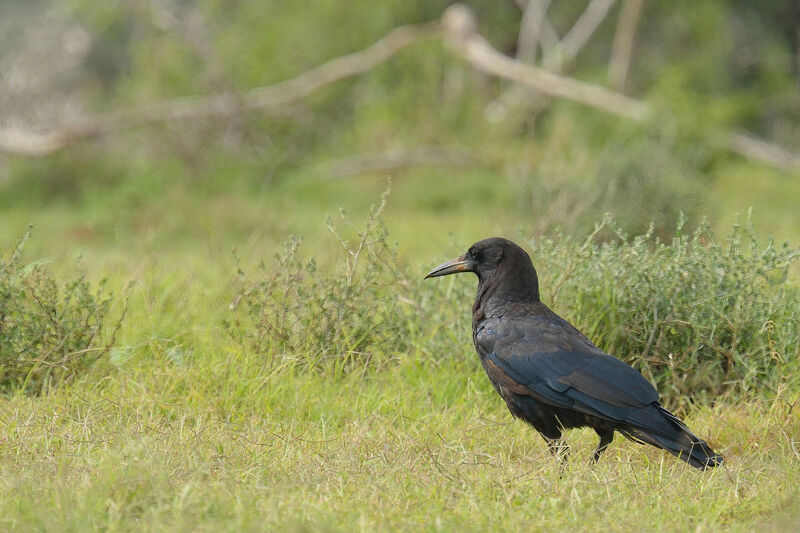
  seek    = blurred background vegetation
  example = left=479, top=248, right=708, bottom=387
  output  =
left=1, top=0, right=799, bottom=262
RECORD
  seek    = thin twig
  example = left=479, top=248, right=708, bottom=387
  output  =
left=511, top=0, right=567, bottom=59
left=608, top=0, right=645, bottom=91
left=547, top=0, right=615, bottom=71
left=500, top=0, right=612, bottom=115
left=517, top=0, right=551, bottom=64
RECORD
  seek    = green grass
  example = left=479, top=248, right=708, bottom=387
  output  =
left=2, top=186, right=800, bottom=530
left=1, top=348, right=799, bottom=531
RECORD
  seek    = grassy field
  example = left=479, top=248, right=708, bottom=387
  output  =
left=1, top=356, right=799, bottom=531
left=1, top=179, right=799, bottom=531
left=2, top=1, right=800, bottom=526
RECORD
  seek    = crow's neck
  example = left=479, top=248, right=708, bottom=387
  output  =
left=472, top=265, right=540, bottom=325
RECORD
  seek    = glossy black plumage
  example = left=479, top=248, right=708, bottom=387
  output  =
left=426, top=237, right=723, bottom=469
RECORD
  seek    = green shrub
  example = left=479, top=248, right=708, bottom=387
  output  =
left=228, top=195, right=799, bottom=408
left=531, top=213, right=800, bottom=408
left=0, top=227, right=128, bottom=394
left=226, top=186, right=431, bottom=373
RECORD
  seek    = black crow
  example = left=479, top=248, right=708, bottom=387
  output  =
left=426, top=237, right=722, bottom=469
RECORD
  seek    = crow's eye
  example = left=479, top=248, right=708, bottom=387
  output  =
left=469, top=249, right=478, bottom=260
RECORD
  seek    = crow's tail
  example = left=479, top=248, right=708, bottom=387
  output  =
left=620, top=405, right=723, bottom=470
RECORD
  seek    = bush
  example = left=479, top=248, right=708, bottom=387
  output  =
left=0, top=227, right=128, bottom=394
left=228, top=194, right=800, bottom=408
left=531, top=213, right=800, bottom=408
left=226, top=186, right=434, bottom=373
left=225, top=180, right=800, bottom=405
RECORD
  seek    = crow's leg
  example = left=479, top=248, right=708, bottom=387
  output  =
left=590, top=429, right=614, bottom=464
left=544, top=437, right=570, bottom=464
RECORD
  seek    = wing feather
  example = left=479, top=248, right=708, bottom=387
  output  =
left=478, top=315, right=659, bottom=421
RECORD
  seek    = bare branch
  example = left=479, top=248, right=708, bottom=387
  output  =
left=608, top=0, right=644, bottom=92
left=727, top=132, right=800, bottom=172
left=443, top=5, right=649, bottom=121
left=0, top=22, right=439, bottom=157
left=242, top=23, right=439, bottom=109
left=444, top=5, right=800, bottom=172
left=499, top=0, right=611, bottom=120
left=2, top=3, right=798, bottom=174
left=517, top=0, right=551, bottom=64
left=549, top=0, right=616, bottom=70
left=538, top=18, right=561, bottom=59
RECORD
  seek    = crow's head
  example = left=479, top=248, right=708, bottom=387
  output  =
left=425, top=237, right=540, bottom=301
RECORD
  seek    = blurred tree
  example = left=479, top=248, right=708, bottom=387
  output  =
left=0, top=0, right=798, bottom=236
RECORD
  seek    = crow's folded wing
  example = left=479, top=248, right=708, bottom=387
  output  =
left=477, top=316, right=660, bottom=421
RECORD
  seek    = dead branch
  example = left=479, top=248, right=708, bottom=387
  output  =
left=517, top=0, right=552, bottom=64
left=444, top=4, right=800, bottom=172
left=0, top=22, right=439, bottom=157
left=608, top=0, right=645, bottom=91
left=442, top=4, right=800, bottom=171
left=242, top=23, right=440, bottom=109
left=548, top=0, right=615, bottom=70
left=498, top=0, right=613, bottom=119
left=1, top=3, right=798, bottom=174
left=537, top=18, right=561, bottom=60
left=443, top=5, right=648, bottom=121
left=511, top=0, right=560, bottom=57
left=727, top=131, right=800, bottom=172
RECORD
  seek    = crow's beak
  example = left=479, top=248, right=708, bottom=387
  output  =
left=425, top=253, right=471, bottom=279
